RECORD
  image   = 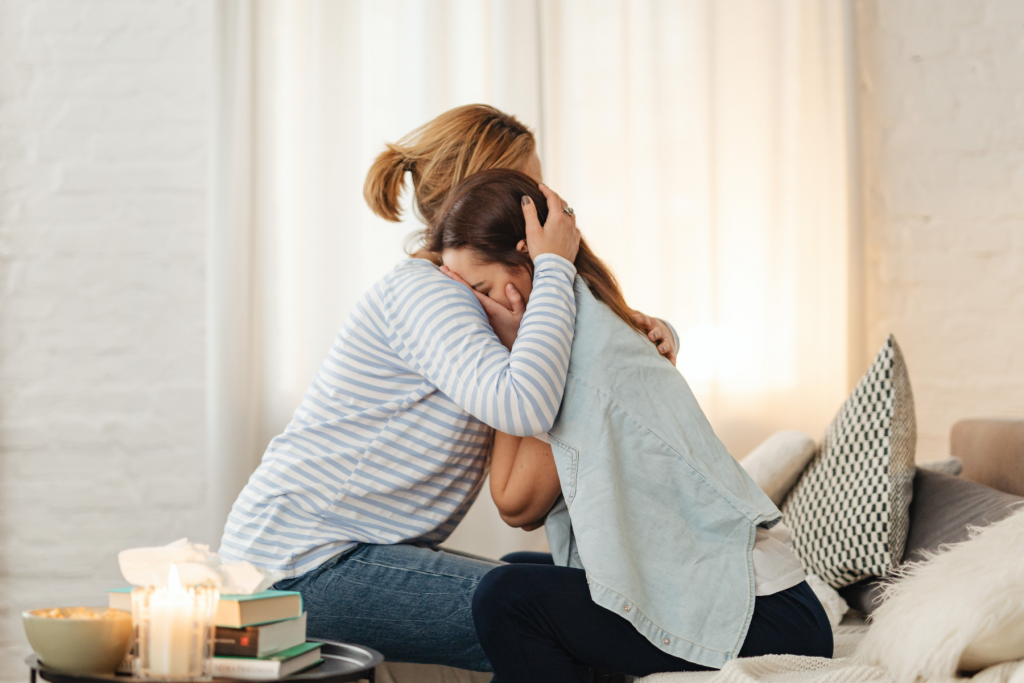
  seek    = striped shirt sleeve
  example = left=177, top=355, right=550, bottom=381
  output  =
left=384, top=254, right=577, bottom=437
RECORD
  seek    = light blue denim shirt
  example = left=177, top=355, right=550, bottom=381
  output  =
left=545, top=278, right=781, bottom=669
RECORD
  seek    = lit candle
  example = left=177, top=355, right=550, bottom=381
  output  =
left=147, top=565, right=195, bottom=676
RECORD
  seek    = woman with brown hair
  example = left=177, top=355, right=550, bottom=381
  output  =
left=219, top=104, right=673, bottom=673
left=433, top=170, right=831, bottom=682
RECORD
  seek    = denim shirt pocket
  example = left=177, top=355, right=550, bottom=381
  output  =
left=548, top=435, right=580, bottom=506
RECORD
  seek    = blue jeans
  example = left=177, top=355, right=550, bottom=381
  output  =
left=274, top=543, right=500, bottom=672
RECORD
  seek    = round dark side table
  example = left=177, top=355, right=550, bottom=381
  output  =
left=26, top=640, right=382, bottom=683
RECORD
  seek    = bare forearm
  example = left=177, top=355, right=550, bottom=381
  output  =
left=489, top=431, right=522, bottom=507
left=490, top=432, right=562, bottom=528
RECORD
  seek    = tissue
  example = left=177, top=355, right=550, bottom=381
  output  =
left=118, top=538, right=282, bottom=595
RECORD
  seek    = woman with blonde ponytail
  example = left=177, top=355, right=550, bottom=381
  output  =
left=220, top=104, right=675, bottom=675
left=363, top=104, right=540, bottom=228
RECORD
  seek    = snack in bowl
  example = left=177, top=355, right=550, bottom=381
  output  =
left=34, top=607, right=126, bottom=620
left=23, top=606, right=133, bottom=674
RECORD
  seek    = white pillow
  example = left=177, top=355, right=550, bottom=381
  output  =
left=856, top=505, right=1024, bottom=679
left=740, top=430, right=817, bottom=506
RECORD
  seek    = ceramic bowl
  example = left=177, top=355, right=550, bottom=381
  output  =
left=23, top=607, right=132, bottom=674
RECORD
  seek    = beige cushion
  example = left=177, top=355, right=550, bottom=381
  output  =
left=740, top=430, right=817, bottom=506
left=960, top=617, right=1024, bottom=672
left=952, top=418, right=1024, bottom=497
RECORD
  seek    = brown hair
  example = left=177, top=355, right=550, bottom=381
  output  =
left=363, top=104, right=536, bottom=228
left=427, top=169, right=644, bottom=335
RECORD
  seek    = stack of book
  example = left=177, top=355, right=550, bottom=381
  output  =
left=109, top=588, right=322, bottom=679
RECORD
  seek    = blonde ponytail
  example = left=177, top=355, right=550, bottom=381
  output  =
left=363, top=146, right=411, bottom=223
left=363, top=105, right=536, bottom=228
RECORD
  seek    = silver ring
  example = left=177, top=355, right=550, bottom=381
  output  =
left=562, top=207, right=575, bottom=217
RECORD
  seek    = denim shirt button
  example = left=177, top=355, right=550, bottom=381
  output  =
left=623, top=605, right=631, bottom=612
left=663, top=638, right=670, bottom=645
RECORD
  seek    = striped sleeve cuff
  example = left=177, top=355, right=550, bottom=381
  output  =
left=533, top=253, right=577, bottom=283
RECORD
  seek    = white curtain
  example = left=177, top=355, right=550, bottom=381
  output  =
left=209, top=0, right=857, bottom=557
left=539, top=0, right=857, bottom=460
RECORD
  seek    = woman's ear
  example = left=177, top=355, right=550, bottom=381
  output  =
left=516, top=239, right=528, bottom=254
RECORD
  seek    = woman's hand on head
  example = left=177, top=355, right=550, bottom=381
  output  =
left=440, top=266, right=525, bottom=350
left=633, top=311, right=677, bottom=365
left=522, top=184, right=580, bottom=264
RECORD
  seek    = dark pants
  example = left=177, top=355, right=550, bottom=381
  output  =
left=476, top=552, right=833, bottom=683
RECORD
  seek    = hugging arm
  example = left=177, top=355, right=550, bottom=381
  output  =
left=633, top=311, right=678, bottom=365
left=387, top=255, right=576, bottom=436
left=392, top=184, right=580, bottom=436
left=490, top=432, right=562, bottom=528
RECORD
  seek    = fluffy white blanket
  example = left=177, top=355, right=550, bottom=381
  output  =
left=855, top=507, right=1024, bottom=678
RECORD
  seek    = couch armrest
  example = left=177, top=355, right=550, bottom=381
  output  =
left=950, top=418, right=1024, bottom=497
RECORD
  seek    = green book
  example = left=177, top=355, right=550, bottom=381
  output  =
left=107, top=588, right=304, bottom=628
left=212, top=642, right=323, bottom=679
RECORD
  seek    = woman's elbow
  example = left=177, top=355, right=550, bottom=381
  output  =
left=508, top=413, right=556, bottom=438
left=497, top=394, right=556, bottom=437
left=493, top=497, right=529, bottom=527
left=532, top=408, right=557, bottom=435
left=498, top=510, right=532, bottom=528
left=499, top=422, right=551, bottom=439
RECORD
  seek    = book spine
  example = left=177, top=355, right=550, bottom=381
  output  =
left=213, top=628, right=259, bottom=657
left=210, top=659, right=280, bottom=680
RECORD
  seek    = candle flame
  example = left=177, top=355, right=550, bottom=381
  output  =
left=168, top=564, right=182, bottom=592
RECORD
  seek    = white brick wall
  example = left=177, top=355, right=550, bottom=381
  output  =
left=856, top=0, right=1024, bottom=463
left=0, top=1, right=210, bottom=678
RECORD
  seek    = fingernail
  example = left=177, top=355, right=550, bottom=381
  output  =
left=522, top=196, right=532, bottom=206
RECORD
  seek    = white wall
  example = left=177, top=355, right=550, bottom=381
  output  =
left=856, top=0, right=1024, bottom=462
left=0, top=1, right=211, bottom=677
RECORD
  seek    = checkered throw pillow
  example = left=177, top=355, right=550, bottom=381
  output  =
left=782, top=335, right=917, bottom=589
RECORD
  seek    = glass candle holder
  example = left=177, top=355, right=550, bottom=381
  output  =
left=131, top=568, right=219, bottom=680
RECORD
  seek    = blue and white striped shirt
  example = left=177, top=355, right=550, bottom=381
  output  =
left=220, top=254, right=578, bottom=577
